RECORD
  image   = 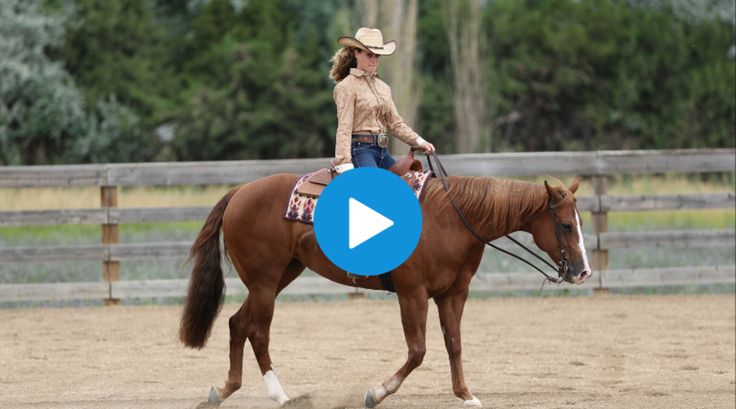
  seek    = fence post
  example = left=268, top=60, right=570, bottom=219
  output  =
left=590, top=176, right=608, bottom=293
left=101, top=185, right=120, bottom=305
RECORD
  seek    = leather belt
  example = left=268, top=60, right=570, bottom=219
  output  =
left=352, top=134, right=388, bottom=148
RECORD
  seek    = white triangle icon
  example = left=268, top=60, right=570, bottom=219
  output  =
left=349, top=197, right=394, bottom=249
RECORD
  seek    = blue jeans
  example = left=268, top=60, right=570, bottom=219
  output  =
left=351, top=142, right=397, bottom=170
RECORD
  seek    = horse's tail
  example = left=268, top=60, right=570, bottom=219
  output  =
left=179, top=187, right=239, bottom=349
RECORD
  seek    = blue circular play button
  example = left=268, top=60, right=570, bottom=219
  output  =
left=314, top=168, right=422, bottom=276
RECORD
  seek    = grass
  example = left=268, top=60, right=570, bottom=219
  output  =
left=0, top=185, right=235, bottom=210
left=0, top=174, right=732, bottom=210
left=1, top=174, right=731, bottom=241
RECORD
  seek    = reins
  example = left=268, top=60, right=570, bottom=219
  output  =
left=422, top=151, right=566, bottom=285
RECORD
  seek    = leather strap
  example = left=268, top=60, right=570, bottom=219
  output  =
left=352, top=134, right=385, bottom=143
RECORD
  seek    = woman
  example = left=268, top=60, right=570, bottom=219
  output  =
left=329, top=27, right=435, bottom=174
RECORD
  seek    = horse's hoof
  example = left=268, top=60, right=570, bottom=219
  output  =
left=463, top=396, right=482, bottom=407
left=281, top=394, right=313, bottom=408
left=363, top=389, right=377, bottom=408
left=208, top=386, right=223, bottom=405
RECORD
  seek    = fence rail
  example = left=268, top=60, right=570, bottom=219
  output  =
left=1, top=149, right=733, bottom=188
left=1, top=192, right=734, bottom=227
left=0, top=229, right=733, bottom=263
left=1, top=149, right=734, bottom=303
left=1, top=265, right=733, bottom=303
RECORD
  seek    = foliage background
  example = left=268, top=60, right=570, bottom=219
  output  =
left=0, top=0, right=733, bottom=165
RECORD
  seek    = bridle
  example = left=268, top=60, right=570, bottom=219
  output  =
left=424, top=151, right=571, bottom=285
left=547, top=197, right=572, bottom=283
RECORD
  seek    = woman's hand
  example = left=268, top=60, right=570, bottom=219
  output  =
left=420, top=141, right=435, bottom=153
left=416, top=137, right=435, bottom=154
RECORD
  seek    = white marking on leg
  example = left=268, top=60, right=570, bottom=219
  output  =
left=384, top=375, right=402, bottom=394
left=463, top=395, right=483, bottom=407
left=370, top=375, right=402, bottom=405
left=575, top=210, right=591, bottom=273
left=264, top=369, right=289, bottom=405
left=208, top=386, right=223, bottom=404
left=373, top=385, right=388, bottom=402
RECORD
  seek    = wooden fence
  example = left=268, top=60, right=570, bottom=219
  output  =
left=0, top=149, right=734, bottom=303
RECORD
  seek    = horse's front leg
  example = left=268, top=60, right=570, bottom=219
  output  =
left=435, top=289, right=482, bottom=407
left=364, top=289, right=429, bottom=408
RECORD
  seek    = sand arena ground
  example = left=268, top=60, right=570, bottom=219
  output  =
left=1, top=294, right=734, bottom=409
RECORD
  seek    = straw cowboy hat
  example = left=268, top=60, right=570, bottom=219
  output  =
left=337, top=27, right=397, bottom=56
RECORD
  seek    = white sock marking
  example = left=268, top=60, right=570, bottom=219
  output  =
left=264, top=370, right=289, bottom=405
left=464, top=395, right=483, bottom=407
left=373, top=376, right=402, bottom=403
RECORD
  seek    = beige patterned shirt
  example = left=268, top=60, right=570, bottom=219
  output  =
left=333, top=68, right=421, bottom=165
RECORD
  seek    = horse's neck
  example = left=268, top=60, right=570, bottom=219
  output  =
left=452, top=177, right=548, bottom=238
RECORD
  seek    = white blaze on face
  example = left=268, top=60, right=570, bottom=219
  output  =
left=574, top=210, right=591, bottom=273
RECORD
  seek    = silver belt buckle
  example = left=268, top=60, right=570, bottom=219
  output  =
left=377, top=134, right=388, bottom=148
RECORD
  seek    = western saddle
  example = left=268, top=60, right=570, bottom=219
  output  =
left=296, top=149, right=424, bottom=198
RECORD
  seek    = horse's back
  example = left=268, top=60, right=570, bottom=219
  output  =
left=225, top=172, right=299, bottom=218
left=222, top=173, right=301, bottom=239
left=232, top=173, right=300, bottom=197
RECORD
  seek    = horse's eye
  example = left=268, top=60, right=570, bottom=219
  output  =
left=562, top=223, right=572, bottom=232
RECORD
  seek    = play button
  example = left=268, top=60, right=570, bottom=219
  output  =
left=349, top=198, right=393, bottom=249
left=314, top=168, right=423, bottom=276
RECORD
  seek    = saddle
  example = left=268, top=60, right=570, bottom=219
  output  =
left=296, top=150, right=424, bottom=198
left=296, top=167, right=333, bottom=197
left=286, top=151, right=429, bottom=294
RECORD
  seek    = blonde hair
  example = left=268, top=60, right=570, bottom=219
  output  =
left=329, top=47, right=357, bottom=83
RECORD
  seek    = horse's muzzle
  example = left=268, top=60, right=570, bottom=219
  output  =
left=570, top=269, right=592, bottom=284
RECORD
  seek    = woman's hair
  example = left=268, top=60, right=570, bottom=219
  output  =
left=329, top=47, right=357, bottom=83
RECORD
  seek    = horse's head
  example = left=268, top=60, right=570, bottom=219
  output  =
left=528, top=178, right=592, bottom=284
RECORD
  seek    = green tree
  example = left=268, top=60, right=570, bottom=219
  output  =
left=415, top=0, right=458, bottom=153
left=0, top=0, right=88, bottom=165
left=483, top=0, right=735, bottom=151
left=171, top=0, right=336, bottom=160
left=59, top=0, right=179, bottom=161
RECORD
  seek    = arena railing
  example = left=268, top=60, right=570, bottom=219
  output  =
left=0, top=149, right=733, bottom=304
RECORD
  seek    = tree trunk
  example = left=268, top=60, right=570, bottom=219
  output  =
left=443, top=0, right=487, bottom=153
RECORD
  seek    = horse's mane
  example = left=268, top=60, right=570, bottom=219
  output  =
left=423, top=176, right=550, bottom=233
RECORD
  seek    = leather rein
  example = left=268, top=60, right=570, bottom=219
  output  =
left=422, top=151, right=570, bottom=285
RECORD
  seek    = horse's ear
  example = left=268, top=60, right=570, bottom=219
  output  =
left=568, top=177, right=581, bottom=194
left=544, top=180, right=563, bottom=201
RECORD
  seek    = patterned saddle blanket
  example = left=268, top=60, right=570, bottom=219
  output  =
left=283, top=169, right=433, bottom=224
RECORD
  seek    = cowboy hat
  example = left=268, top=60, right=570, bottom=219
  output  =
left=337, top=27, right=397, bottom=56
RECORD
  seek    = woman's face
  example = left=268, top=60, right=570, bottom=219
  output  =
left=354, top=49, right=381, bottom=74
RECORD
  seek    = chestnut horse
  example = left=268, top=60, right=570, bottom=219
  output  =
left=179, top=173, right=591, bottom=408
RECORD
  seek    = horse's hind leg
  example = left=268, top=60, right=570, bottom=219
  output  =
left=246, top=286, right=290, bottom=405
left=210, top=259, right=304, bottom=406
left=210, top=298, right=251, bottom=402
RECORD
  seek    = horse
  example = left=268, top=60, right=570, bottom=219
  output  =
left=179, top=171, right=592, bottom=408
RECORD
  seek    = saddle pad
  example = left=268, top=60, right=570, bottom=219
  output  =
left=284, top=170, right=433, bottom=225
left=284, top=173, right=317, bottom=224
